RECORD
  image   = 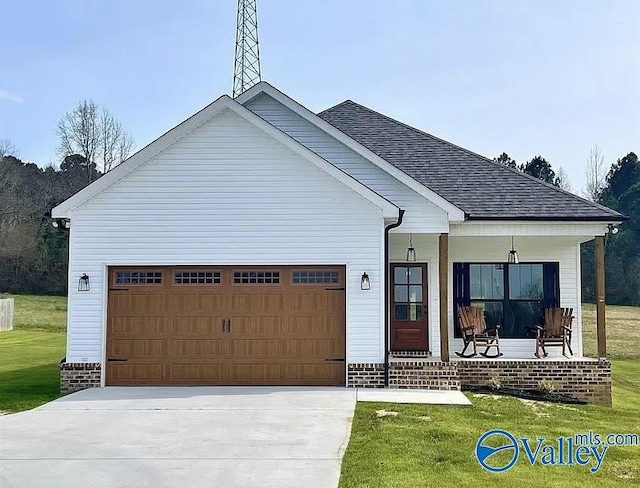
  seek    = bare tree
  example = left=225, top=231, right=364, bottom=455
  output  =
left=584, top=145, right=607, bottom=202
left=57, top=100, right=100, bottom=183
left=100, top=108, right=133, bottom=173
left=0, top=139, right=17, bottom=158
left=555, top=167, right=571, bottom=191
left=57, top=100, right=133, bottom=181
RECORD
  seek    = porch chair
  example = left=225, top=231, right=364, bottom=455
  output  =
left=455, top=305, right=503, bottom=358
left=534, top=307, right=574, bottom=358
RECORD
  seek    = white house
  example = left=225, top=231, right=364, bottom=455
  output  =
left=52, top=82, right=622, bottom=404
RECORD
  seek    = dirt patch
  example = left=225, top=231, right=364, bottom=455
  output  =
left=472, top=393, right=503, bottom=400
left=376, top=409, right=398, bottom=418
left=518, top=398, right=551, bottom=418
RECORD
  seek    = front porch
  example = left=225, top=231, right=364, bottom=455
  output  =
left=355, top=228, right=612, bottom=406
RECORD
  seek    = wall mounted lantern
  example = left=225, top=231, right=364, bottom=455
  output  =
left=607, top=224, right=619, bottom=235
left=78, top=273, right=90, bottom=292
left=406, top=233, right=417, bottom=262
left=507, top=236, right=519, bottom=264
left=360, top=272, right=371, bottom=290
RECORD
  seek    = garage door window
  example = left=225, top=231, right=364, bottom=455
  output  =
left=234, top=271, right=280, bottom=284
left=115, top=271, right=162, bottom=285
left=174, top=271, right=221, bottom=285
left=293, top=270, right=340, bottom=284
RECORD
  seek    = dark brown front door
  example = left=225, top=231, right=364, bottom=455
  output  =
left=391, top=264, right=428, bottom=351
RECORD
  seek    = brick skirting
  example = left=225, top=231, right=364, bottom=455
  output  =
left=347, top=363, right=385, bottom=388
left=389, top=360, right=460, bottom=390
left=457, top=359, right=612, bottom=406
left=60, top=362, right=101, bottom=393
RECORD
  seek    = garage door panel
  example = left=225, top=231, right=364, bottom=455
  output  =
left=286, top=316, right=341, bottom=335
left=107, top=265, right=345, bottom=386
left=111, top=294, right=166, bottom=315
left=286, top=363, right=343, bottom=385
left=168, top=294, right=224, bottom=314
left=227, top=316, right=282, bottom=336
left=169, top=363, right=224, bottom=382
left=228, top=363, right=281, bottom=382
left=110, top=316, right=165, bottom=335
left=170, top=339, right=225, bottom=356
left=170, top=316, right=224, bottom=335
left=229, top=339, right=282, bottom=356
left=108, top=339, right=165, bottom=357
left=229, top=294, right=284, bottom=314
left=283, top=339, right=336, bottom=357
left=109, top=363, right=163, bottom=383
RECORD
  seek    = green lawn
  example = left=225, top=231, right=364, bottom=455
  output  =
left=340, top=304, right=640, bottom=488
left=0, top=295, right=67, bottom=412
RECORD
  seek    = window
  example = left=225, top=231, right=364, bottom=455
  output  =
left=454, top=263, right=559, bottom=339
left=115, top=271, right=162, bottom=285
left=234, top=271, right=280, bottom=284
left=293, top=270, right=339, bottom=284
left=174, top=271, right=221, bottom=284
left=393, top=266, right=425, bottom=321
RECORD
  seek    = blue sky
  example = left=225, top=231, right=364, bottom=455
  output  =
left=1, top=0, right=638, bottom=191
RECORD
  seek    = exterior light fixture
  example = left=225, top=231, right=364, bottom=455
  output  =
left=507, top=236, right=519, bottom=264
left=78, top=273, right=90, bottom=292
left=608, top=224, right=619, bottom=235
left=406, top=234, right=417, bottom=262
left=52, top=219, right=70, bottom=229
left=360, top=272, right=371, bottom=290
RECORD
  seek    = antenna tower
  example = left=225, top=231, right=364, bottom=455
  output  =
left=233, top=0, right=261, bottom=97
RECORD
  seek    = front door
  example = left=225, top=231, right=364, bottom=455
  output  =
left=391, top=264, right=428, bottom=351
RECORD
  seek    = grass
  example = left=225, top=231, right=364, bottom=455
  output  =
left=0, top=295, right=67, bottom=412
left=582, top=303, right=640, bottom=360
left=340, top=303, right=640, bottom=488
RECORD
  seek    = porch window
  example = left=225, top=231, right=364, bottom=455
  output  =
left=454, top=262, right=559, bottom=338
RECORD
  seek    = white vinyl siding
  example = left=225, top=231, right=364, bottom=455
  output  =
left=389, top=234, right=583, bottom=358
left=65, top=109, right=385, bottom=366
left=245, top=93, right=448, bottom=233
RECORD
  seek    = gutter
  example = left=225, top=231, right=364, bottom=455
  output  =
left=383, top=209, right=405, bottom=387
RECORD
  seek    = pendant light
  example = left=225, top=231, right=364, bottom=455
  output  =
left=406, top=234, right=417, bottom=262
left=507, top=236, right=519, bottom=264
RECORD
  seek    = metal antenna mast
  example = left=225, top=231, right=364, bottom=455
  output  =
left=233, top=0, right=261, bottom=97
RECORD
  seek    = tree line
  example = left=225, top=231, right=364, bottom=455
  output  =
left=494, top=149, right=640, bottom=305
left=0, top=99, right=131, bottom=294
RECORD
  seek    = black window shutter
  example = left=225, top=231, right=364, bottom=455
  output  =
left=543, top=263, right=560, bottom=308
left=453, top=263, right=471, bottom=308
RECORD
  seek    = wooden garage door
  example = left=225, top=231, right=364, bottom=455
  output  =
left=106, top=266, right=345, bottom=386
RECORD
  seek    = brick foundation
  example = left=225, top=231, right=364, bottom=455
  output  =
left=389, top=360, right=460, bottom=390
left=60, top=362, right=102, bottom=393
left=457, top=359, right=612, bottom=406
left=347, top=363, right=385, bottom=388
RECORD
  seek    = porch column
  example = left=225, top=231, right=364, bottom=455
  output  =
left=439, top=233, right=450, bottom=362
left=595, top=235, right=606, bottom=358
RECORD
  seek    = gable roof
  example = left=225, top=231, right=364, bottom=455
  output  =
left=236, top=82, right=466, bottom=221
left=319, top=100, right=624, bottom=222
left=52, top=95, right=399, bottom=219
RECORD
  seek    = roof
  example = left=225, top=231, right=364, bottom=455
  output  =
left=318, top=100, right=624, bottom=222
left=52, top=95, right=398, bottom=219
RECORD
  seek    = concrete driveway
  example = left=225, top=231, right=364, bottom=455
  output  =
left=0, top=387, right=357, bottom=488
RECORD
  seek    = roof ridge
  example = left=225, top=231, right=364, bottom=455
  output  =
left=321, top=99, right=623, bottom=219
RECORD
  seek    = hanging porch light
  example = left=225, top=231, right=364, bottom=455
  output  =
left=406, top=233, right=417, bottom=262
left=507, top=236, right=519, bottom=264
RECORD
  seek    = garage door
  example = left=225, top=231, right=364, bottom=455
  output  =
left=106, top=266, right=346, bottom=386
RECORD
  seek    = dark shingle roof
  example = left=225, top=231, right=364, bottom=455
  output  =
left=318, top=100, right=623, bottom=221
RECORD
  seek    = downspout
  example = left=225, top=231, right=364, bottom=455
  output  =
left=384, top=209, right=405, bottom=387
